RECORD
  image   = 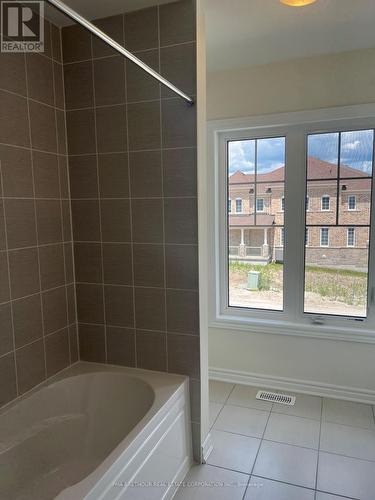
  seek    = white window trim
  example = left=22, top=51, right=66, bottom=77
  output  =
left=347, top=227, right=356, bottom=247
left=321, top=195, right=330, bottom=211
left=280, top=227, right=285, bottom=246
left=235, top=198, right=243, bottom=213
left=306, top=196, right=310, bottom=212
left=256, top=198, right=265, bottom=213
left=281, top=196, right=285, bottom=212
left=348, top=195, right=357, bottom=211
left=207, top=103, right=375, bottom=344
left=228, top=198, right=232, bottom=213
left=320, top=227, right=330, bottom=247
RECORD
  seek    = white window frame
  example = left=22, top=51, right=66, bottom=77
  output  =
left=320, top=227, right=329, bottom=247
left=321, top=195, right=330, bottom=211
left=228, top=198, right=232, bottom=213
left=235, top=198, right=242, bottom=213
left=348, top=195, right=356, bottom=211
left=347, top=227, right=356, bottom=247
left=256, top=198, right=265, bottom=212
left=306, top=196, right=310, bottom=211
left=207, top=104, right=375, bottom=343
left=280, top=227, right=285, bottom=246
left=281, top=196, right=285, bottom=212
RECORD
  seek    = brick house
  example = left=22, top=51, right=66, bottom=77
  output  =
left=228, top=157, right=371, bottom=269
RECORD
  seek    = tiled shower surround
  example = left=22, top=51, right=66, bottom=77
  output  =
left=0, top=0, right=200, bottom=457
left=0, top=21, right=77, bottom=406
left=64, top=0, right=201, bottom=456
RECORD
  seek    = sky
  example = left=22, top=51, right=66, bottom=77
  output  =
left=228, top=130, right=374, bottom=176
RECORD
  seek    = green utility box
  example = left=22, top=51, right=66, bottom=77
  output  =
left=247, top=271, right=260, bottom=290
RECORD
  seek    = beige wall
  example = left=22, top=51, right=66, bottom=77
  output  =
left=207, top=47, right=375, bottom=398
left=207, top=48, right=375, bottom=121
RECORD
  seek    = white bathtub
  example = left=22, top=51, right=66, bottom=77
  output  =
left=0, top=362, right=193, bottom=500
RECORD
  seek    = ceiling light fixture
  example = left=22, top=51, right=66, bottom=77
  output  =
left=280, top=0, right=318, bottom=6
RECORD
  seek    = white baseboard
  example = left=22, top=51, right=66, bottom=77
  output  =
left=209, top=367, right=375, bottom=405
left=201, top=432, right=213, bottom=464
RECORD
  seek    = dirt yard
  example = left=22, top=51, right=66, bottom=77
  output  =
left=229, top=264, right=367, bottom=316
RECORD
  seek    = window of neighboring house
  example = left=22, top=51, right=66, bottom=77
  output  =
left=228, top=199, right=232, bottom=213
left=236, top=199, right=242, bottom=213
left=321, top=196, right=330, bottom=211
left=256, top=198, right=264, bottom=212
left=347, top=227, right=355, bottom=247
left=348, top=195, right=356, bottom=211
left=212, top=109, right=375, bottom=338
left=320, top=227, right=329, bottom=247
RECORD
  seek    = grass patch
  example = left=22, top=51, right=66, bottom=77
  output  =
left=305, top=265, right=367, bottom=278
left=229, top=262, right=367, bottom=305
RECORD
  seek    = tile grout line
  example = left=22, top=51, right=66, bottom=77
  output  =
left=241, top=390, right=274, bottom=500
left=0, top=140, right=197, bottom=156
left=0, top=148, right=19, bottom=397
left=23, top=50, right=48, bottom=382
left=90, top=32, right=108, bottom=363
left=51, top=24, right=72, bottom=366
left=0, top=322, right=79, bottom=364
left=314, top=398, right=324, bottom=500
left=123, top=14, right=138, bottom=368
left=209, top=382, right=237, bottom=430
left=157, top=4, right=169, bottom=373
left=59, top=23, right=80, bottom=361
left=61, top=38, right=197, bottom=66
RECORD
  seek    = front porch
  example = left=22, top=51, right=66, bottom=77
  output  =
left=229, top=227, right=275, bottom=265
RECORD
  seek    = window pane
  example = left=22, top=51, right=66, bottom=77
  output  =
left=307, top=133, right=339, bottom=180
left=306, top=180, right=337, bottom=226
left=228, top=137, right=285, bottom=311
left=304, top=129, right=373, bottom=318
left=305, top=227, right=369, bottom=317
left=339, top=179, right=371, bottom=225
left=340, top=130, right=374, bottom=178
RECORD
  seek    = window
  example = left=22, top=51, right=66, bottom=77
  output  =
left=304, top=130, right=373, bottom=318
left=347, top=227, right=355, bottom=247
left=228, top=199, right=232, bottom=213
left=256, top=198, right=264, bottom=212
left=210, top=107, right=375, bottom=340
left=227, top=137, right=285, bottom=311
left=321, top=196, right=330, bottom=211
left=280, top=227, right=285, bottom=245
left=348, top=195, right=356, bottom=211
left=320, top=227, right=329, bottom=247
left=236, top=199, right=242, bottom=213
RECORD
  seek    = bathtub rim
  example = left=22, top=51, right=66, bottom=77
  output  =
left=0, top=361, right=191, bottom=499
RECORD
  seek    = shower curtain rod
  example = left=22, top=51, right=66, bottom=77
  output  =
left=46, top=0, right=194, bottom=105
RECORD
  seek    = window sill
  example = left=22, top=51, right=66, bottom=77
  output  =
left=210, top=314, right=375, bottom=344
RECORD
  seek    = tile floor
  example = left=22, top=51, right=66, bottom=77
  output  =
left=175, top=380, right=375, bottom=500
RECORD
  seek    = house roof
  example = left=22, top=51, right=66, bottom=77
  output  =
left=229, top=214, right=276, bottom=226
left=229, top=157, right=370, bottom=187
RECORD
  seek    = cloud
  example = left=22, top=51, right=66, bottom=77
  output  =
left=228, top=141, right=255, bottom=174
left=342, top=140, right=361, bottom=151
left=228, top=138, right=285, bottom=175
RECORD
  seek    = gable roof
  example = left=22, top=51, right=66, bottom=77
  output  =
left=229, top=157, right=369, bottom=185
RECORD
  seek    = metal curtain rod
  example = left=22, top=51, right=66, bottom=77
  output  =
left=46, top=0, right=194, bottom=105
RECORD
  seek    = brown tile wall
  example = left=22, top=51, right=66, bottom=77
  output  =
left=0, top=21, right=78, bottom=408
left=62, top=0, right=200, bottom=459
